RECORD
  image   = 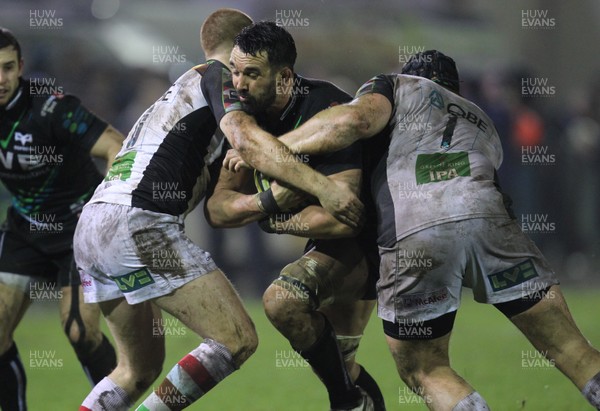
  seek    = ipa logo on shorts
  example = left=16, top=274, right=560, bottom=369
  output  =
left=113, top=268, right=155, bottom=292
left=487, top=259, right=539, bottom=292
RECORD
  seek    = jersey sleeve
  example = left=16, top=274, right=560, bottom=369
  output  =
left=49, top=94, right=108, bottom=151
left=355, top=74, right=395, bottom=106
left=200, top=61, right=243, bottom=124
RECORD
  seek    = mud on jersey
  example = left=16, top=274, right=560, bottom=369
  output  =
left=255, top=75, right=361, bottom=177
left=356, top=74, right=511, bottom=247
left=0, top=79, right=107, bottom=226
left=90, top=60, right=241, bottom=217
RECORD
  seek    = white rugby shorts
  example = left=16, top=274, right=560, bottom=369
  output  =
left=74, top=203, right=217, bottom=304
left=377, top=217, right=559, bottom=323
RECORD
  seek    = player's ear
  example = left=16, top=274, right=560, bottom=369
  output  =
left=18, top=58, right=24, bottom=76
left=278, top=67, right=294, bottom=88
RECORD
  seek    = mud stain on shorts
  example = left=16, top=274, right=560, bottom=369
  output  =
left=132, top=227, right=188, bottom=279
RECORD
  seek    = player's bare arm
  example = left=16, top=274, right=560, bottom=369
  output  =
left=221, top=94, right=393, bottom=172
left=264, top=168, right=362, bottom=239
left=205, top=162, right=306, bottom=228
left=89, top=124, right=125, bottom=172
left=205, top=165, right=263, bottom=228
left=219, top=110, right=364, bottom=228
left=278, top=93, right=392, bottom=155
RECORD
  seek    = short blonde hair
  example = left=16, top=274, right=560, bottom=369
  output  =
left=200, top=8, right=252, bottom=55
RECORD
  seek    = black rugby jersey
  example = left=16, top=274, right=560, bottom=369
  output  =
left=255, top=75, right=361, bottom=176
left=0, top=79, right=107, bottom=227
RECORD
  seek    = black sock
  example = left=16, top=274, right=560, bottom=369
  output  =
left=0, top=342, right=27, bottom=411
left=76, top=334, right=117, bottom=385
left=297, top=314, right=361, bottom=409
left=355, top=365, right=386, bottom=411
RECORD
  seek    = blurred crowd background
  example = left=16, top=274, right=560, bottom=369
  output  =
left=1, top=0, right=599, bottom=297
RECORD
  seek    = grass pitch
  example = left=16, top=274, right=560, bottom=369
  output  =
left=15, top=288, right=599, bottom=410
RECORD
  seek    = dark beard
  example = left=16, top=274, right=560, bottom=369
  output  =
left=239, top=82, right=277, bottom=115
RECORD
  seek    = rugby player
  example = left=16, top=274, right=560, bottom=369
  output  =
left=207, top=21, right=384, bottom=411
left=0, top=27, right=122, bottom=411
left=250, top=50, right=600, bottom=410
left=73, top=9, right=362, bottom=411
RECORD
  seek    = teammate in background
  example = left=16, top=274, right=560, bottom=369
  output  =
left=0, top=27, right=122, bottom=410
left=247, top=50, right=600, bottom=410
left=207, top=21, right=384, bottom=411
left=73, top=9, right=362, bottom=411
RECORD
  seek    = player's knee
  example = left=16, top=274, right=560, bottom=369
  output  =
left=387, top=335, right=451, bottom=389
left=263, top=283, right=303, bottom=327
left=63, top=319, right=103, bottom=353
left=263, top=265, right=318, bottom=326
left=390, top=344, right=423, bottom=388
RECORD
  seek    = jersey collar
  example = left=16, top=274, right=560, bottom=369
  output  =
left=3, top=78, right=26, bottom=112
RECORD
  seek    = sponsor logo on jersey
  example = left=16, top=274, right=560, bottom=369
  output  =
left=41, top=96, right=58, bottom=117
left=487, top=259, right=539, bottom=292
left=0, top=149, right=46, bottom=171
left=446, top=103, right=488, bottom=132
left=428, top=90, right=444, bottom=109
left=113, top=268, right=155, bottom=293
left=415, top=152, right=471, bottom=185
left=15, top=132, right=33, bottom=145
left=105, top=150, right=137, bottom=181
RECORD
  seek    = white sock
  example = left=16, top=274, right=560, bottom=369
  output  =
left=136, top=339, right=236, bottom=410
left=80, top=376, right=132, bottom=411
left=582, top=371, right=600, bottom=409
left=452, top=391, right=490, bottom=411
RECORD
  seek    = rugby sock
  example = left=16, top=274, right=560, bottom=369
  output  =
left=582, top=371, right=600, bottom=409
left=0, top=342, right=27, bottom=411
left=136, top=339, right=236, bottom=411
left=80, top=376, right=132, bottom=411
left=355, top=365, right=386, bottom=411
left=297, top=315, right=361, bottom=409
left=77, top=334, right=117, bottom=385
left=452, top=391, right=490, bottom=411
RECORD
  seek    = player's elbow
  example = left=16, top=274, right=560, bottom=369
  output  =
left=336, top=109, right=373, bottom=140
left=221, top=111, right=256, bottom=153
left=204, top=201, right=229, bottom=228
left=310, top=214, right=360, bottom=239
left=335, top=222, right=361, bottom=238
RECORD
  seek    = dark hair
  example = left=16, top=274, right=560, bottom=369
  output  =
left=0, top=27, right=22, bottom=61
left=401, top=50, right=460, bottom=94
left=234, top=21, right=296, bottom=70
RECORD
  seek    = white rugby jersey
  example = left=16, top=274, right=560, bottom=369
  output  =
left=357, top=74, right=512, bottom=247
left=88, top=60, right=240, bottom=217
